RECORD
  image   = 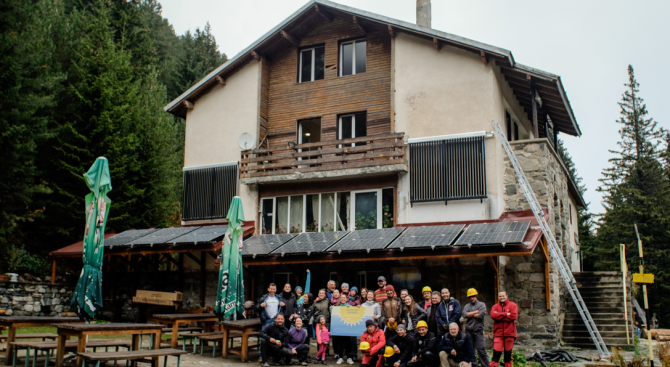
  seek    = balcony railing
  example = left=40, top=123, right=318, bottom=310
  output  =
left=241, top=132, right=405, bottom=180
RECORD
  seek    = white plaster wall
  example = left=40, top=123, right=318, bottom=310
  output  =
left=394, top=32, right=509, bottom=224
left=183, top=61, right=261, bottom=222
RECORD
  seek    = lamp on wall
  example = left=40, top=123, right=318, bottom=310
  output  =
left=304, top=127, right=311, bottom=137
left=287, top=141, right=296, bottom=149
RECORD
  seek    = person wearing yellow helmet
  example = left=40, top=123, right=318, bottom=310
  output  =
left=386, top=324, right=415, bottom=367
left=408, top=320, right=438, bottom=367
left=461, top=288, right=489, bottom=367
left=418, top=286, right=432, bottom=310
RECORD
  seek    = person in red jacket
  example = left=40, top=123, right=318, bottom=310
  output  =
left=361, top=319, right=386, bottom=367
left=489, top=291, right=518, bottom=367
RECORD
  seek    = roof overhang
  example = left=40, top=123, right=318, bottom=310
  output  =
left=163, top=0, right=580, bottom=137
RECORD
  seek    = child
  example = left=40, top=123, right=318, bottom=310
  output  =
left=315, top=315, right=330, bottom=365
left=348, top=287, right=361, bottom=306
left=333, top=294, right=354, bottom=365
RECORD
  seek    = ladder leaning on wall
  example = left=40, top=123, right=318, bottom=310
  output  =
left=492, top=121, right=610, bottom=358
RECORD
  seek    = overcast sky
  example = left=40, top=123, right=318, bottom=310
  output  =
left=159, top=0, right=670, bottom=215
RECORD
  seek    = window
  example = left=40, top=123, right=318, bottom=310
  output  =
left=513, top=121, right=519, bottom=141
left=261, top=189, right=393, bottom=234
left=299, top=46, right=325, bottom=83
left=338, top=112, right=367, bottom=146
left=505, top=111, right=512, bottom=142
left=340, top=39, right=366, bottom=76
left=182, top=162, right=239, bottom=221
left=357, top=272, right=367, bottom=290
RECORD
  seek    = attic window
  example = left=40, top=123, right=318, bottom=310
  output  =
left=299, top=46, right=325, bottom=83
left=340, top=39, right=366, bottom=76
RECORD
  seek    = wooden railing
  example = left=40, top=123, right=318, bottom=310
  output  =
left=241, top=132, right=405, bottom=179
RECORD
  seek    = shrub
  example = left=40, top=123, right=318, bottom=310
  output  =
left=5, top=245, right=48, bottom=276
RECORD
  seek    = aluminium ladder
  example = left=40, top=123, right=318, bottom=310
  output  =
left=492, top=121, right=610, bottom=358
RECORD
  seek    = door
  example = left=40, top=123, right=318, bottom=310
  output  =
left=338, top=113, right=367, bottom=147
left=350, top=189, right=381, bottom=230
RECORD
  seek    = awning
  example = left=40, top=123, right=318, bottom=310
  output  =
left=241, top=209, right=546, bottom=265
left=49, top=223, right=255, bottom=258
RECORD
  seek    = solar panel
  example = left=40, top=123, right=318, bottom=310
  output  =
left=104, top=229, right=160, bottom=248
left=272, top=231, right=349, bottom=255
left=241, top=234, right=297, bottom=256
left=327, top=228, right=405, bottom=252
left=387, top=224, right=465, bottom=250
left=127, top=227, right=201, bottom=246
left=453, top=221, right=531, bottom=247
left=171, top=225, right=229, bottom=245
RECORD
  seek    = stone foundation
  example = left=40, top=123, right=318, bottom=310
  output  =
left=0, top=281, right=74, bottom=316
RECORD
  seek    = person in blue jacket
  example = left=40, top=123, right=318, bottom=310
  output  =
left=438, top=323, right=474, bottom=367
left=435, top=288, right=461, bottom=337
left=296, top=269, right=311, bottom=307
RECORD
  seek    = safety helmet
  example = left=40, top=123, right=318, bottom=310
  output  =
left=387, top=321, right=398, bottom=330
left=416, top=320, right=428, bottom=329
left=384, top=346, right=396, bottom=358
left=360, top=341, right=371, bottom=351
left=467, top=288, right=478, bottom=297
left=422, top=286, right=432, bottom=293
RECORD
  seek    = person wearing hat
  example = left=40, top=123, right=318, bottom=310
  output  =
left=296, top=269, right=311, bottom=307
left=380, top=285, right=403, bottom=340
left=360, top=319, right=386, bottom=367
left=461, top=289, right=489, bottom=367
left=438, top=323, right=474, bottom=367
left=417, top=287, right=432, bottom=311
left=408, top=321, right=438, bottom=367
left=386, top=324, right=415, bottom=367
left=374, top=276, right=396, bottom=305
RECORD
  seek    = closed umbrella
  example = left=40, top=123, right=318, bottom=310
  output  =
left=70, top=157, right=112, bottom=321
left=215, top=196, right=246, bottom=320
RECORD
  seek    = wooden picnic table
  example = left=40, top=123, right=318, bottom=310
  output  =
left=53, top=322, right=163, bottom=367
left=0, top=316, right=83, bottom=365
left=152, top=313, right=218, bottom=349
left=219, top=318, right=261, bottom=362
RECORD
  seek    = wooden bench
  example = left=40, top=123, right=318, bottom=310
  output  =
left=160, top=327, right=202, bottom=334
left=10, top=340, right=132, bottom=367
left=78, top=348, right=187, bottom=367
left=195, top=331, right=260, bottom=357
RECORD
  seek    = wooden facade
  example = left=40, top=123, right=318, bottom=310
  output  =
left=262, top=17, right=392, bottom=148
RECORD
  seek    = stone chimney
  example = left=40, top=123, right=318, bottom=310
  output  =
left=416, top=0, right=431, bottom=28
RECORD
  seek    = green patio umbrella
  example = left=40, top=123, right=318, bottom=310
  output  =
left=70, top=157, right=112, bottom=321
left=215, top=196, right=246, bottom=320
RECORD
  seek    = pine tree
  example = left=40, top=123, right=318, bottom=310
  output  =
left=174, top=23, right=227, bottom=98
left=0, top=0, right=63, bottom=253
left=596, top=65, right=670, bottom=319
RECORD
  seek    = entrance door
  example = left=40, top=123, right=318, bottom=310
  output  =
left=351, top=189, right=381, bottom=230
left=298, top=119, right=321, bottom=149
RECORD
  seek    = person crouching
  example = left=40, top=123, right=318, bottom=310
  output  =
left=408, top=321, right=438, bottom=367
left=259, top=313, right=289, bottom=367
left=438, top=323, right=474, bottom=367
left=360, top=319, right=386, bottom=367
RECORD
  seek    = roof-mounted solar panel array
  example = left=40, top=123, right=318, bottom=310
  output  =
left=241, top=233, right=297, bottom=256
left=388, top=224, right=465, bottom=250
left=105, top=229, right=160, bottom=248
left=327, top=228, right=405, bottom=253
left=171, top=225, right=228, bottom=245
left=453, top=221, right=530, bottom=247
left=127, top=227, right=201, bottom=247
left=272, top=231, right=348, bottom=255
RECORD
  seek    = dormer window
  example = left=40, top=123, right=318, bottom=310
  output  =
left=340, top=39, right=366, bottom=76
left=299, top=45, right=325, bottom=83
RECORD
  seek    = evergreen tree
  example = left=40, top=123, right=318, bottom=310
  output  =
left=596, top=65, right=670, bottom=320
left=0, top=0, right=63, bottom=253
left=173, top=23, right=227, bottom=98
left=558, top=140, right=597, bottom=270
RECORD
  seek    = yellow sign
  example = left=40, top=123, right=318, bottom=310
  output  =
left=633, top=273, right=654, bottom=284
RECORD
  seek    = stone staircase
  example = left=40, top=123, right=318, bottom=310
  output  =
left=562, top=271, right=632, bottom=349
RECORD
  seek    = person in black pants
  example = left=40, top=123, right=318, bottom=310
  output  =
left=260, top=313, right=290, bottom=367
left=386, top=324, right=415, bottom=367
left=408, top=321, right=438, bottom=367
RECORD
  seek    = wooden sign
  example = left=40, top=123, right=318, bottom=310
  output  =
left=633, top=273, right=654, bottom=284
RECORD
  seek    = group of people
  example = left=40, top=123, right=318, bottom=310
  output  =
left=250, top=271, right=518, bottom=367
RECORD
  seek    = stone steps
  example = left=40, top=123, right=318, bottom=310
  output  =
left=563, top=323, right=628, bottom=332
left=564, top=313, right=624, bottom=322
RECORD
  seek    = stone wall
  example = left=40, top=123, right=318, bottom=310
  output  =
left=501, top=138, right=573, bottom=349
left=0, top=281, right=74, bottom=316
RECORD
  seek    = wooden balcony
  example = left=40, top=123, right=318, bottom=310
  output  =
left=240, top=133, right=407, bottom=184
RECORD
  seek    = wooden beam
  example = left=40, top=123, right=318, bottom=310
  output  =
left=528, top=74, right=539, bottom=137
left=182, top=100, right=194, bottom=110
left=199, top=252, right=206, bottom=307
left=352, top=16, right=367, bottom=33
left=184, top=252, right=202, bottom=266
left=388, top=25, right=396, bottom=39
left=433, top=38, right=441, bottom=51
left=51, top=260, right=57, bottom=284
left=207, top=251, right=218, bottom=260
left=280, top=30, right=300, bottom=47
left=480, top=51, right=487, bottom=65
left=214, top=75, right=226, bottom=86
left=488, top=256, right=500, bottom=300
left=164, top=253, right=180, bottom=269
left=314, top=4, right=333, bottom=22
left=251, top=50, right=262, bottom=61
left=451, top=259, right=461, bottom=300
left=178, top=254, right=184, bottom=293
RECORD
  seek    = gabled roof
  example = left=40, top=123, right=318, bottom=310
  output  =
left=164, top=0, right=580, bottom=137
